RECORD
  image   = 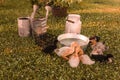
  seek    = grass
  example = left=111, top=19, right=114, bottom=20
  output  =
left=0, top=0, right=120, bottom=80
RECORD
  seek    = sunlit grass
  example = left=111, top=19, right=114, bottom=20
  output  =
left=0, top=0, right=120, bottom=79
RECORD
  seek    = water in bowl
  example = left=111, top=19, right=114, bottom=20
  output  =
left=60, top=38, right=88, bottom=46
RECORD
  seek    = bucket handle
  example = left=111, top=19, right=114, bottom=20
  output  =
left=66, top=19, right=75, bottom=23
left=66, top=17, right=75, bottom=23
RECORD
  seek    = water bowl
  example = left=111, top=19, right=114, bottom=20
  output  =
left=57, top=33, right=89, bottom=49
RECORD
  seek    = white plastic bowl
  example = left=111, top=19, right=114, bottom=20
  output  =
left=57, top=33, right=89, bottom=48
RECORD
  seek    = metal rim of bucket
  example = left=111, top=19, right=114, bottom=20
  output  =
left=67, top=14, right=80, bottom=18
left=17, top=17, right=30, bottom=21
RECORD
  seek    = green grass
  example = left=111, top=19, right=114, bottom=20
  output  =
left=0, top=0, right=120, bottom=80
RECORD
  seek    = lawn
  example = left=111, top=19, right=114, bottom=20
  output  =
left=0, top=0, right=120, bottom=80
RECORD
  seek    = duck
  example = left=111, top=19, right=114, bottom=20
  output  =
left=54, top=41, right=78, bottom=60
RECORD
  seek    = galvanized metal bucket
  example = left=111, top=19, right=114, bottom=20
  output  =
left=31, top=17, right=48, bottom=36
left=17, top=17, right=31, bottom=37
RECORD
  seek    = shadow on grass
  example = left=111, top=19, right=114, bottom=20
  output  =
left=33, top=32, right=58, bottom=55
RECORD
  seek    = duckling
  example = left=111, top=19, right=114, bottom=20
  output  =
left=89, top=36, right=114, bottom=63
left=80, top=54, right=95, bottom=65
left=68, top=51, right=80, bottom=68
left=90, top=48, right=113, bottom=63
left=54, top=42, right=76, bottom=60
